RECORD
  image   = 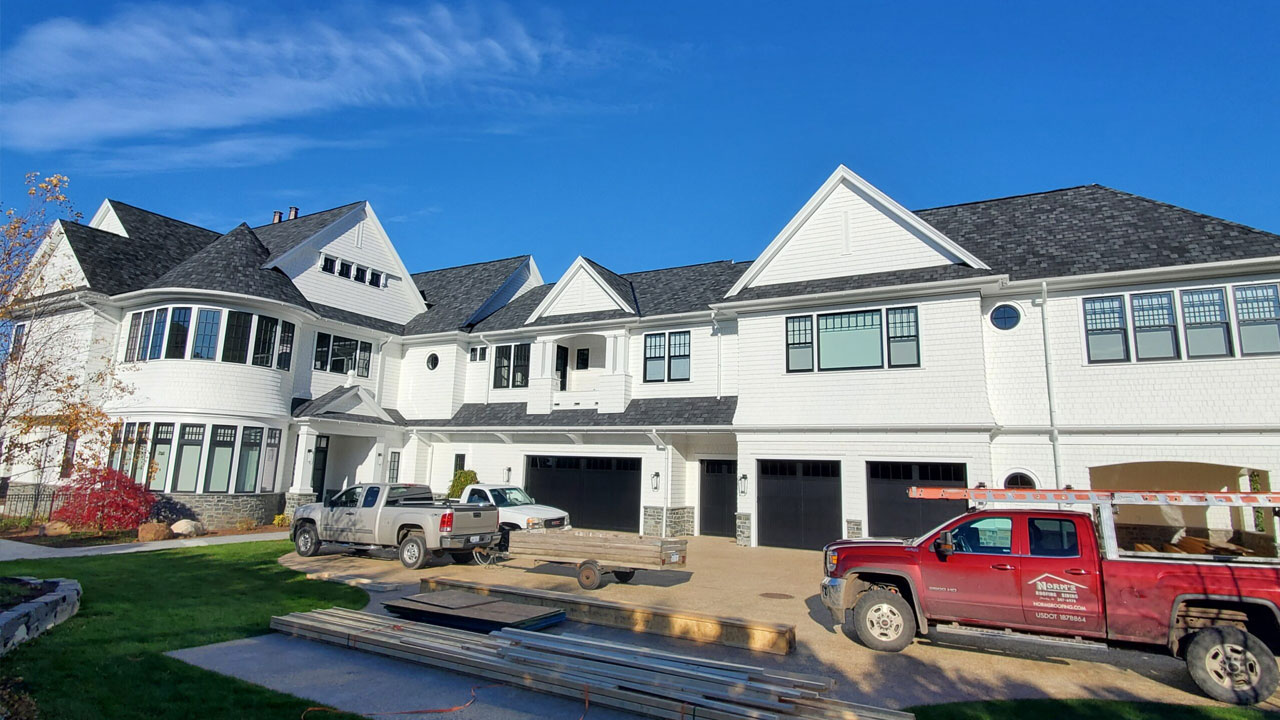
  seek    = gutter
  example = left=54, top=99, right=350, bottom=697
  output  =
left=998, top=256, right=1280, bottom=295
left=711, top=275, right=1006, bottom=315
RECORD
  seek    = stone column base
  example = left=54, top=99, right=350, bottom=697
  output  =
left=735, top=512, right=752, bottom=546
left=641, top=506, right=695, bottom=537
left=283, top=492, right=318, bottom=519
left=846, top=519, right=863, bottom=539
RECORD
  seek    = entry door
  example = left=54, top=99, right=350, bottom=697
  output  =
left=310, top=435, right=330, bottom=499
left=699, top=460, right=738, bottom=537
left=918, top=514, right=1024, bottom=627
left=556, top=345, right=569, bottom=391
left=1020, top=515, right=1105, bottom=636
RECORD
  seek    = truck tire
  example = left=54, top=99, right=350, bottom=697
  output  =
left=848, top=589, right=917, bottom=652
left=294, top=524, right=321, bottom=557
left=577, top=561, right=603, bottom=590
left=1185, top=626, right=1279, bottom=705
left=398, top=531, right=429, bottom=570
left=450, top=551, right=476, bottom=565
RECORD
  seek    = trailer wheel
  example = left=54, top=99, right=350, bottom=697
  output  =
left=613, top=570, right=636, bottom=584
left=577, top=561, right=603, bottom=590
left=398, top=531, right=429, bottom=570
left=1186, top=627, right=1279, bottom=705
left=449, top=551, right=476, bottom=565
left=294, top=524, right=321, bottom=557
left=848, top=589, right=916, bottom=652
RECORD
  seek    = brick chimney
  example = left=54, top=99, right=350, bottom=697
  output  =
left=271, top=210, right=283, bottom=224
left=288, top=206, right=299, bottom=220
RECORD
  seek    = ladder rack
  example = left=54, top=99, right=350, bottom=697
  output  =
left=908, top=487, right=1280, bottom=508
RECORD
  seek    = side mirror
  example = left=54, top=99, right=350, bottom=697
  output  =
left=932, top=530, right=955, bottom=557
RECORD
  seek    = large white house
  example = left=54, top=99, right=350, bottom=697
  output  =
left=8, top=166, right=1280, bottom=548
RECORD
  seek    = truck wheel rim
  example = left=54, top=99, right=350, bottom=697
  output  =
left=404, top=543, right=419, bottom=563
left=1205, top=643, right=1261, bottom=690
left=298, top=533, right=312, bottom=553
left=866, top=603, right=904, bottom=641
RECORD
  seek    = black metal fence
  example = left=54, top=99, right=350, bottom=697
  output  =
left=0, top=488, right=73, bottom=527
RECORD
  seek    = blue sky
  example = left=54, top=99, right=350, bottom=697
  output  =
left=2, top=2, right=1277, bottom=280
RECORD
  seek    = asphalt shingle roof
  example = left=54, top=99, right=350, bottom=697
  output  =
left=729, top=264, right=994, bottom=302
left=146, top=224, right=311, bottom=307
left=405, top=256, right=531, bottom=334
left=252, top=201, right=365, bottom=263
left=582, top=258, right=639, bottom=311
left=915, top=184, right=1280, bottom=281
left=407, top=396, right=738, bottom=428
left=311, top=303, right=405, bottom=335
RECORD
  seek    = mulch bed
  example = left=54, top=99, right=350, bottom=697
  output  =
left=0, top=524, right=284, bottom=549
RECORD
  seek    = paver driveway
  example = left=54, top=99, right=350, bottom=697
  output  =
left=280, top=535, right=1279, bottom=713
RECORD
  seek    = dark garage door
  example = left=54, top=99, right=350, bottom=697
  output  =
left=699, top=459, right=738, bottom=537
left=757, top=460, right=842, bottom=550
left=866, top=461, right=968, bottom=538
left=525, top=456, right=641, bottom=533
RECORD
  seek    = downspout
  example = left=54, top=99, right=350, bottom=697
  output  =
left=374, top=335, right=392, bottom=403
left=712, top=311, right=722, bottom=400
left=1039, top=281, right=1064, bottom=489
left=662, top=435, right=673, bottom=537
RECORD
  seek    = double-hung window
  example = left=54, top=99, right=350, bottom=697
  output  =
left=276, top=322, right=295, bottom=370
left=644, top=334, right=666, bottom=382
left=314, top=332, right=331, bottom=370
left=147, top=309, right=167, bottom=360
left=166, top=308, right=191, bottom=359
left=251, top=316, right=278, bottom=367
left=886, top=307, right=920, bottom=368
left=356, top=341, right=372, bottom=378
left=1234, top=284, right=1280, bottom=356
left=1082, top=296, right=1129, bottom=363
left=1181, top=288, right=1232, bottom=358
left=321, top=255, right=336, bottom=274
left=785, top=317, right=813, bottom=372
left=124, top=313, right=144, bottom=362
left=221, top=311, right=253, bottom=363
left=490, top=344, right=528, bottom=388
left=667, top=332, right=691, bottom=381
left=136, top=311, right=155, bottom=362
left=818, top=310, right=881, bottom=370
left=192, top=309, right=222, bottom=360
left=511, top=344, right=530, bottom=388
left=329, top=336, right=357, bottom=374
left=493, top=345, right=512, bottom=388
left=1131, top=292, right=1179, bottom=361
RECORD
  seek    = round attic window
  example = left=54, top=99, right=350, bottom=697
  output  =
left=991, top=304, right=1021, bottom=330
left=426, top=353, right=439, bottom=371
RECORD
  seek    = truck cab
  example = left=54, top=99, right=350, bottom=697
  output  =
left=457, top=483, right=570, bottom=531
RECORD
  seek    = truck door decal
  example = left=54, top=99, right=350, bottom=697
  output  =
left=1026, top=573, right=1090, bottom=618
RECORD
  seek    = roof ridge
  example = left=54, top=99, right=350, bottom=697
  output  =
left=410, top=254, right=530, bottom=277
left=106, top=199, right=219, bottom=234
left=912, top=185, right=1100, bottom=213
left=620, top=259, right=739, bottom=277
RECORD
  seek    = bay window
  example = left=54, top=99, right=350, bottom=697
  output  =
left=192, top=309, right=222, bottom=360
left=172, top=425, right=204, bottom=493
left=251, top=316, right=278, bottom=367
left=166, top=308, right=191, bottom=359
left=147, top=309, right=167, bottom=360
left=221, top=311, right=253, bottom=363
left=203, top=425, right=237, bottom=493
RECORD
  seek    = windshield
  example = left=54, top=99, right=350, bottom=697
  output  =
left=489, top=488, right=534, bottom=507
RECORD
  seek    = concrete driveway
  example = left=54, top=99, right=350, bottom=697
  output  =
left=279, top=536, right=1280, bottom=713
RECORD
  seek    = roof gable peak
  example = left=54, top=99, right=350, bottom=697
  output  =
left=526, top=256, right=636, bottom=323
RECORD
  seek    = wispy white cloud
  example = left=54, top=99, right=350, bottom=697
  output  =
left=73, top=133, right=372, bottom=174
left=1, top=2, right=644, bottom=170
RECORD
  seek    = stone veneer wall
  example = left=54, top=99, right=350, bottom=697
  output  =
left=845, top=519, right=863, bottom=539
left=735, top=512, right=751, bottom=546
left=641, top=506, right=695, bottom=537
left=158, top=493, right=284, bottom=529
left=642, top=506, right=663, bottom=536
left=283, top=492, right=318, bottom=520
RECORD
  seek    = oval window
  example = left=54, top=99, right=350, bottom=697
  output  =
left=426, top=353, right=439, bottom=371
left=991, top=304, right=1021, bottom=330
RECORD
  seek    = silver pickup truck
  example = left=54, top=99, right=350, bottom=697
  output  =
left=290, top=483, right=501, bottom=569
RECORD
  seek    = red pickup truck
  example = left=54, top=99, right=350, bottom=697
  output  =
left=820, top=495, right=1280, bottom=705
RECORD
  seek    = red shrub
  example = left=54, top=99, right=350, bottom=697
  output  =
left=52, top=467, right=156, bottom=532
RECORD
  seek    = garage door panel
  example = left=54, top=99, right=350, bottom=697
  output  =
left=866, top=461, right=968, bottom=538
left=757, top=460, right=841, bottom=550
left=525, top=455, right=640, bottom=533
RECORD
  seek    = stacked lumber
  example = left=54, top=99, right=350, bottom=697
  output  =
left=271, top=608, right=911, bottom=720
left=507, top=529, right=688, bottom=570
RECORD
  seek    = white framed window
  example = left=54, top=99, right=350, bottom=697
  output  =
left=1082, top=296, right=1129, bottom=363
left=1234, top=284, right=1280, bottom=356
left=1181, top=288, right=1232, bottom=359
left=1131, top=292, right=1179, bottom=361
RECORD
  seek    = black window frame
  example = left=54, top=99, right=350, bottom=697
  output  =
left=313, top=332, right=331, bottom=371
left=886, top=306, right=920, bottom=369
left=643, top=333, right=666, bottom=382
left=329, top=336, right=357, bottom=374
left=124, top=313, right=143, bottom=362
left=816, top=310, right=883, bottom=371
left=426, top=353, right=439, bottom=371
left=1082, top=296, right=1130, bottom=364
left=1004, top=472, right=1036, bottom=489
left=171, top=424, right=205, bottom=493
left=454, top=453, right=466, bottom=472
left=234, top=427, right=264, bottom=493
left=166, top=307, right=191, bottom=359
left=251, top=316, right=278, bottom=367
left=493, top=345, right=512, bottom=388
left=1233, top=283, right=1280, bottom=357
left=1131, top=291, right=1180, bottom=361
left=221, top=311, right=253, bottom=364
left=512, top=343, right=530, bottom=388
left=356, top=341, right=372, bottom=378
left=191, top=309, right=222, bottom=360
left=136, top=310, right=155, bottom=363
left=147, top=308, right=168, bottom=360
left=667, top=331, right=691, bottom=382
left=276, top=321, right=295, bottom=370
left=203, top=425, right=238, bottom=493
left=148, top=423, right=174, bottom=492
left=1180, top=287, right=1233, bottom=359
left=387, top=451, right=400, bottom=483
left=576, top=348, right=590, bottom=370
left=785, top=316, right=813, bottom=373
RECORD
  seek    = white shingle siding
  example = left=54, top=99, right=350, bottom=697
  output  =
left=109, top=361, right=294, bottom=419
left=628, top=323, right=726, bottom=399
left=751, top=181, right=955, bottom=288
left=395, top=342, right=465, bottom=419
left=541, top=267, right=624, bottom=316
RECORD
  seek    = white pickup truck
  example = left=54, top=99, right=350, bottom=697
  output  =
left=457, top=483, right=570, bottom=531
left=291, top=483, right=500, bottom=569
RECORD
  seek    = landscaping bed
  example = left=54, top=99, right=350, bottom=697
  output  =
left=0, top=579, right=48, bottom=611
left=0, top=539, right=365, bottom=719
left=0, top=523, right=284, bottom=549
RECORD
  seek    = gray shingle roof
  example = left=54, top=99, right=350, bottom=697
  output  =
left=405, top=256, right=531, bottom=334
left=311, top=303, right=405, bottom=335
left=728, top=264, right=994, bottom=302
left=407, top=396, right=738, bottom=428
left=252, top=201, right=364, bottom=263
left=60, top=203, right=221, bottom=296
left=146, top=224, right=311, bottom=307
left=291, top=385, right=359, bottom=417
left=916, top=185, right=1280, bottom=281
left=582, top=258, right=639, bottom=311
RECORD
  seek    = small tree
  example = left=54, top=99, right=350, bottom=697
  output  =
left=449, top=469, right=478, bottom=499
left=52, top=467, right=155, bottom=533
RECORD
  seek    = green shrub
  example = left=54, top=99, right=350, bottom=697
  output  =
left=448, top=470, right=477, bottom=500
left=272, top=513, right=291, bottom=528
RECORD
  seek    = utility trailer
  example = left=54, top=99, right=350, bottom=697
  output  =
left=475, top=528, right=688, bottom=590
left=821, top=487, right=1280, bottom=705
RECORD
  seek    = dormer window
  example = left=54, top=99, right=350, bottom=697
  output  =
left=369, top=270, right=382, bottom=287
left=338, top=261, right=353, bottom=279
left=320, top=255, right=336, bottom=274
left=354, top=266, right=367, bottom=283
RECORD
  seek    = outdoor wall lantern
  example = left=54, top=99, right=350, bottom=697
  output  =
left=738, top=474, right=748, bottom=496
left=504, top=467, right=512, bottom=483
left=650, top=471, right=661, bottom=491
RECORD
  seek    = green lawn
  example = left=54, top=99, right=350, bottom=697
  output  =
left=914, top=699, right=1278, bottom=720
left=0, top=540, right=367, bottom=719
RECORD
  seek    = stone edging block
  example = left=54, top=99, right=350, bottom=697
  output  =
left=0, top=577, right=82, bottom=655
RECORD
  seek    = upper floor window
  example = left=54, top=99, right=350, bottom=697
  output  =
left=166, top=308, right=191, bottom=359
left=221, top=311, right=253, bottom=363
left=576, top=348, right=590, bottom=370
left=1082, top=296, right=1129, bottom=363
left=251, top=317, right=278, bottom=367
left=644, top=331, right=693, bottom=382
left=320, top=255, right=337, bottom=274
left=321, top=253, right=387, bottom=289
left=276, top=322, right=295, bottom=371
left=667, top=332, right=691, bottom=381
left=1234, top=284, right=1280, bottom=356
left=124, top=305, right=291, bottom=371
left=338, top=261, right=353, bottom=279
left=354, top=266, right=368, bottom=284
left=9, top=322, right=26, bottom=359
left=787, top=306, right=920, bottom=373
left=886, top=307, right=920, bottom=368
left=1131, top=292, right=1179, bottom=361
left=491, top=343, right=530, bottom=388
left=312, top=332, right=371, bottom=378
left=369, top=270, right=383, bottom=287
left=819, top=310, right=881, bottom=370
left=192, top=309, right=222, bottom=360
left=470, top=346, right=487, bottom=362
left=1181, top=288, right=1232, bottom=358
left=785, top=317, right=813, bottom=372
left=644, top=333, right=666, bottom=382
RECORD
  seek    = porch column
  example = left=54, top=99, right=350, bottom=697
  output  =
left=283, top=427, right=319, bottom=518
